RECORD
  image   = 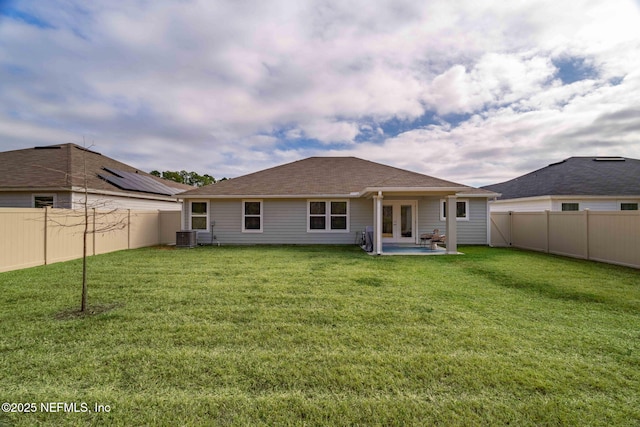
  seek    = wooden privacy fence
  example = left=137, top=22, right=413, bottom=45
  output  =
left=491, top=210, right=640, bottom=269
left=0, top=208, right=181, bottom=273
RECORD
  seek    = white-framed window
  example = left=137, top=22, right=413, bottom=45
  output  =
left=308, top=200, right=349, bottom=232
left=620, top=202, right=638, bottom=211
left=440, top=199, right=469, bottom=221
left=561, top=203, right=580, bottom=211
left=190, top=201, right=209, bottom=230
left=33, top=194, right=56, bottom=208
left=242, top=200, right=263, bottom=232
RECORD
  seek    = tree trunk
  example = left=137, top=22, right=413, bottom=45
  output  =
left=81, top=199, right=88, bottom=312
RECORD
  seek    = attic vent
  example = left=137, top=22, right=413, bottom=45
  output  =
left=35, top=145, right=62, bottom=150
left=594, top=157, right=625, bottom=161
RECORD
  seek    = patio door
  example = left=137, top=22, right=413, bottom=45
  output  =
left=382, top=201, right=417, bottom=243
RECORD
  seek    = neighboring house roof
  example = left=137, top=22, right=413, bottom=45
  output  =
left=179, top=157, right=495, bottom=198
left=0, top=143, right=193, bottom=196
left=482, top=156, right=640, bottom=200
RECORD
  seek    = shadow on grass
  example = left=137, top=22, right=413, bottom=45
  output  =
left=466, top=265, right=636, bottom=312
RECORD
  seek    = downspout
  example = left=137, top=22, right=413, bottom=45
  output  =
left=180, top=199, right=186, bottom=232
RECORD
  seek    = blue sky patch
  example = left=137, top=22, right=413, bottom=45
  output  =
left=0, top=3, right=54, bottom=28
left=552, top=56, right=599, bottom=84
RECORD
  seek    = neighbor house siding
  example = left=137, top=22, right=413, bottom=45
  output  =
left=0, top=191, right=181, bottom=210
left=78, top=193, right=182, bottom=211
left=195, top=198, right=372, bottom=245
left=550, top=199, right=640, bottom=211
left=490, top=198, right=553, bottom=212
left=491, top=197, right=640, bottom=212
left=0, top=192, right=73, bottom=208
left=0, top=193, right=37, bottom=208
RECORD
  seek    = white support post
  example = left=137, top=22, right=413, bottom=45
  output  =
left=446, top=195, right=458, bottom=254
left=373, top=191, right=383, bottom=255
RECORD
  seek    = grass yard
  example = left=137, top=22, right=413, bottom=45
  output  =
left=1, top=245, right=639, bottom=426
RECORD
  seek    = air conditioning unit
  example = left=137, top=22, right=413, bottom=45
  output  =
left=176, top=230, right=197, bottom=248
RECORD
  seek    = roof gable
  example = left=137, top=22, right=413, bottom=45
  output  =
left=483, top=157, right=640, bottom=199
left=179, top=157, right=490, bottom=197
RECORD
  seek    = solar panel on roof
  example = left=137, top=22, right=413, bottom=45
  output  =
left=99, top=168, right=179, bottom=196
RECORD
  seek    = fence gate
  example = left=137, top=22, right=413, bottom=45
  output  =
left=490, top=212, right=511, bottom=247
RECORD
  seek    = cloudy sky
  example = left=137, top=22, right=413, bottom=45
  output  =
left=1, top=0, right=639, bottom=187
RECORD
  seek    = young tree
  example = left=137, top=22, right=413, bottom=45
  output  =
left=40, top=142, right=128, bottom=313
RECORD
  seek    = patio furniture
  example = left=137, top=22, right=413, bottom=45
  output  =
left=420, top=229, right=446, bottom=249
left=430, top=233, right=446, bottom=250
left=419, top=229, right=439, bottom=247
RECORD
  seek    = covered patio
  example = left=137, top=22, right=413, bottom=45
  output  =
left=365, top=189, right=462, bottom=256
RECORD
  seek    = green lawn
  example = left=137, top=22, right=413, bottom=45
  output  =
left=1, top=245, right=639, bottom=426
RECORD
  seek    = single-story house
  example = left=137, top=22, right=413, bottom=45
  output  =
left=176, top=157, right=498, bottom=254
left=0, top=143, right=192, bottom=210
left=482, top=156, right=640, bottom=212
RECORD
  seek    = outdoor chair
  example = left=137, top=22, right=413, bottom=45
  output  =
left=419, top=229, right=439, bottom=247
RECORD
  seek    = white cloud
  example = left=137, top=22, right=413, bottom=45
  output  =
left=342, top=70, right=640, bottom=187
left=299, top=120, right=360, bottom=144
left=423, top=53, right=558, bottom=115
left=0, top=0, right=639, bottom=182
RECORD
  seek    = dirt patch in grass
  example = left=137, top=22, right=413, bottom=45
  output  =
left=54, top=303, right=123, bottom=320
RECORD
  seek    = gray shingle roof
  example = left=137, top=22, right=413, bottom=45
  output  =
left=179, top=157, right=493, bottom=197
left=0, top=143, right=193, bottom=195
left=482, top=157, right=640, bottom=199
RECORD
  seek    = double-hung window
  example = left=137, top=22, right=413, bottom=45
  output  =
left=243, top=200, right=263, bottom=232
left=190, top=201, right=208, bottom=230
left=440, top=199, right=469, bottom=221
left=308, top=200, right=349, bottom=232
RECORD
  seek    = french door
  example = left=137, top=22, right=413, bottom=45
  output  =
left=382, top=201, right=417, bottom=243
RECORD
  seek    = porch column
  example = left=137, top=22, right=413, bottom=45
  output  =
left=373, top=192, right=383, bottom=255
left=446, top=195, right=458, bottom=254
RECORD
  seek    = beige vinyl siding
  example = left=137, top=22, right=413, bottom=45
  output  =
left=195, top=198, right=372, bottom=245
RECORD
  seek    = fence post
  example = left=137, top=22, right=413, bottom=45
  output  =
left=128, top=209, right=131, bottom=249
left=584, top=209, right=590, bottom=260
left=509, top=211, right=513, bottom=246
left=545, top=210, right=550, bottom=253
left=44, top=206, right=49, bottom=265
left=92, top=208, right=97, bottom=256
